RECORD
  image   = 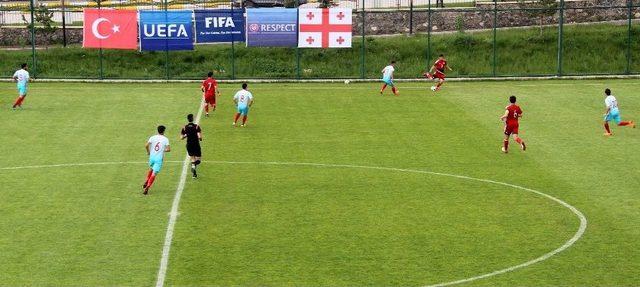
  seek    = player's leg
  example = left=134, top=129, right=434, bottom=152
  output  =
left=502, top=134, right=510, bottom=153
left=389, top=81, right=398, bottom=96
left=614, top=113, right=635, bottom=128
left=233, top=112, right=241, bottom=126
left=603, top=120, right=612, bottom=136
left=143, top=168, right=153, bottom=189
left=380, top=82, right=387, bottom=94
left=436, top=77, right=445, bottom=90
left=241, top=108, right=249, bottom=127
left=13, top=87, right=26, bottom=109
left=144, top=162, right=162, bottom=195
left=513, top=134, right=526, bottom=151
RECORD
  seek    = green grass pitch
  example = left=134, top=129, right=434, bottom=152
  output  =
left=0, top=80, right=638, bottom=286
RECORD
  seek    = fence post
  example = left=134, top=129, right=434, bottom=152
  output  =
left=62, top=0, right=67, bottom=47
left=360, top=0, right=365, bottom=79
left=557, top=0, right=564, bottom=77
left=29, top=0, right=37, bottom=77
left=409, top=0, right=413, bottom=35
left=164, top=0, right=169, bottom=80
left=231, top=5, right=236, bottom=80
left=626, top=0, right=632, bottom=75
left=296, top=2, right=300, bottom=80
left=427, top=0, right=431, bottom=68
left=98, top=0, right=104, bottom=79
left=492, top=0, right=497, bottom=77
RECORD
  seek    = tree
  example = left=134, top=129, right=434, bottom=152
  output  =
left=318, top=0, right=336, bottom=8
left=518, top=0, right=558, bottom=35
left=22, top=3, right=58, bottom=48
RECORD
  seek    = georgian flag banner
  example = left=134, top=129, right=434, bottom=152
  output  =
left=298, top=8, right=352, bottom=48
left=83, top=9, right=138, bottom=49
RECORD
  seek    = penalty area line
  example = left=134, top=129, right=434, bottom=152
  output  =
left=155, top=98, right=205, bottom=287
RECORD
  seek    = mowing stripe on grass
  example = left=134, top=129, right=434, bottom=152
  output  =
left=155, top=100, right=205, bottom=287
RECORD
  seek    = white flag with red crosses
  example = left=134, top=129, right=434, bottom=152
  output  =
left=298, top=8, right=352, bottom=48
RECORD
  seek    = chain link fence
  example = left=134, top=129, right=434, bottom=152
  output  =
left=1, top=0, right=639, bottom=79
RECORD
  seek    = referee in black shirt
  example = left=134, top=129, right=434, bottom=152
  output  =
left=181, top=114, right=203, bottom=178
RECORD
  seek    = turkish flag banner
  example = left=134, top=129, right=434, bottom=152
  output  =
left=299, top=8, right=352, bottom=48
left=83, top=9, right=138, bottom=50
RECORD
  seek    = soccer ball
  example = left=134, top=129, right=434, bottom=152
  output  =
left=344, top=80, right=350, bottom=84
left=430, top=86, right=437, bottom=91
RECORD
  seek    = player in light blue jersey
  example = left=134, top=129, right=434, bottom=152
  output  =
left=143, top=125, right=171, bottom=195
left=603, top=88, right=634, bottom=136
left=12, top=63, right=31, bottom=109
left=380, top=61, right=398, bottom=96
left=233, top=83, right=254, bottom=127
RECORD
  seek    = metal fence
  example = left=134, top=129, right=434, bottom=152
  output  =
left=1, top=0, right=639, bottom=80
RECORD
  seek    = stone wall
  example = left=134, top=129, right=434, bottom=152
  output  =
left=0, top=0, right=638, bottom=46
left=354, top=0, right=640, bottom=35
left=0, top=27, right=82, bottom=47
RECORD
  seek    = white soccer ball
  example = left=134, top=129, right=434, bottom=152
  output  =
left=344, top=80, right=350, bottom=84
left=430, top=86, right=437, bottom=91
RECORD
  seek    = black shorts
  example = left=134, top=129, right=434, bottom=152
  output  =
left=186, top=143, right=201, bottom=157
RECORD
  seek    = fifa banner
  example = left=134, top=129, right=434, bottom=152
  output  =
left=298, top=8, right=352, bottom=48
left=139, top=10, right=194, bottom=51
left=83, top=9, right=138, bottom=50
left=194, top=9, right=245, bottom=43
left=246, top=8, right=297, bottom=47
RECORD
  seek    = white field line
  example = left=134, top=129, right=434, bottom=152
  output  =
left=154, top=100, right=205, bottom=287
left=0, top=160, right=587, bottom=286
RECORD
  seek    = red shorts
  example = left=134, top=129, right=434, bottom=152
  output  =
left=204, top=94, right=216, bottom=105
left=504, top=122, right=519, bottom=135
left=434, top=71, right=446, bottom=80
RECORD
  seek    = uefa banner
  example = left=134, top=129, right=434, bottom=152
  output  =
left=246, top=8, right=297, bottom=47
left=298, top=8, right=352, bottom=48
left=139, top=10, right=194, bottom=51
left=194, top=9, right=245, bottom=43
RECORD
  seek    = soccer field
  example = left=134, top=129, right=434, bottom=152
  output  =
left=0, top=80, right=638, bottom=286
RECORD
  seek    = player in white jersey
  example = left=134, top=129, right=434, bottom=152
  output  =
left=143, top=125, right=171, bottom=195
left=603, top=88, right=634, bottom=136
left=12, top=63, right=31, bottom=109
left=233, top=83, right=254, bottom=127
left=380, top=61, right=398, bottom=96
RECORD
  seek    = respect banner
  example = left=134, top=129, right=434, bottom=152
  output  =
left=139, top=10, right=194, bottom=51
left=246, top=8, right=297, bottom=47
left=195, top=9, right=245, bottom=43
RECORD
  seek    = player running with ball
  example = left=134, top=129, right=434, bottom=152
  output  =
left=424, top=54, right=452, bottom=92
left=603, top=88, right=635, bottom=136
left=500, top=95, right=526, bottom=153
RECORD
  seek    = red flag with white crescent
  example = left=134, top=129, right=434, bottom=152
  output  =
left=83, top=9, right=138, bottom=50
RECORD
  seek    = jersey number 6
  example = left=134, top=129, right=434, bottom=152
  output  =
left=154, top=142, right=161, bottom=152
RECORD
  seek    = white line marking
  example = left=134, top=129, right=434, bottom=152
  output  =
left=0, top=160, right=587, bottom=286
left=155, top=100, right=205, bottom=287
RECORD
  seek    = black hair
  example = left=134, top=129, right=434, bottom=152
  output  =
left=439, top=54, right=444, bottom=57
left=242, top=82, right=248, bottom=89
left=187, top=114, right=194, bottom=123
left=605, top=88, right=611, bottom=96
left=21, top=63, right=27, bottom=69
left=509, top=95, right=517, bottom=103
left=391, top=60, right=396, bottom=64
left=157, top=125, right=166, bottom=134
left=207, top=71, right=213, bottom=77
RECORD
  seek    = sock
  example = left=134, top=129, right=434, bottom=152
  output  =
left=392, top=87, right=397, bottom=95
left=604, top=122, right=611, bottom=133
left=381, top=84, right=387, bottom=92
left=618, top=121, right=631, bottom=126
left=146, top=170, right=153, bottom=181
left=146, top=174, right=156, bottom=189
left=503, top=139, right=509, bottom=151
left=205, top=104, right=209, bottom=113
left=191, top=163, right=196, bottom=169
left=212, top=104, right=216, bottom=111
left=194, top=160, right=201, bottom=165
left=242, top=115, right=247, bottom=125
left=436, top=82, right=443, bottom=88
left=13, top=97, right=22, bottom=107
left=234, top=113, right=240, bottom=123
left=515, top=137, right=523, bottom=144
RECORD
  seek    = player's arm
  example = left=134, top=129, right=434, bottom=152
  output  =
left=428, top=65, right=435, bottom=73
left=165, top=144, right=171, bottom=152
left=604, top=106, right=611, bottom=116
left=180, top=128, right=187, bottom=140
left=145, top=141, right=151, bottom=155
left=197, top=126, right=203, bottom=141
left=446, top=64, right=453, bottom=71
left=500, top=109, right=509, bottom=121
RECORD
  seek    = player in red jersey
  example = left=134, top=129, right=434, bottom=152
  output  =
left=201, top=71, right=219, bottom=117
left=500, top=95, right=526, bottom=153
left=424, top=54, right=452, bottom=91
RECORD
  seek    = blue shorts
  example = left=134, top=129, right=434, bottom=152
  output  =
left=605, top=110, right=622, bottom=124
left=237, top=105, right=249, bottom=116
left=382, top=78, right=394, bottom=87
left=149, top=157, right=164, bottom=174
left=17, top=85, right=27, bottom=96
